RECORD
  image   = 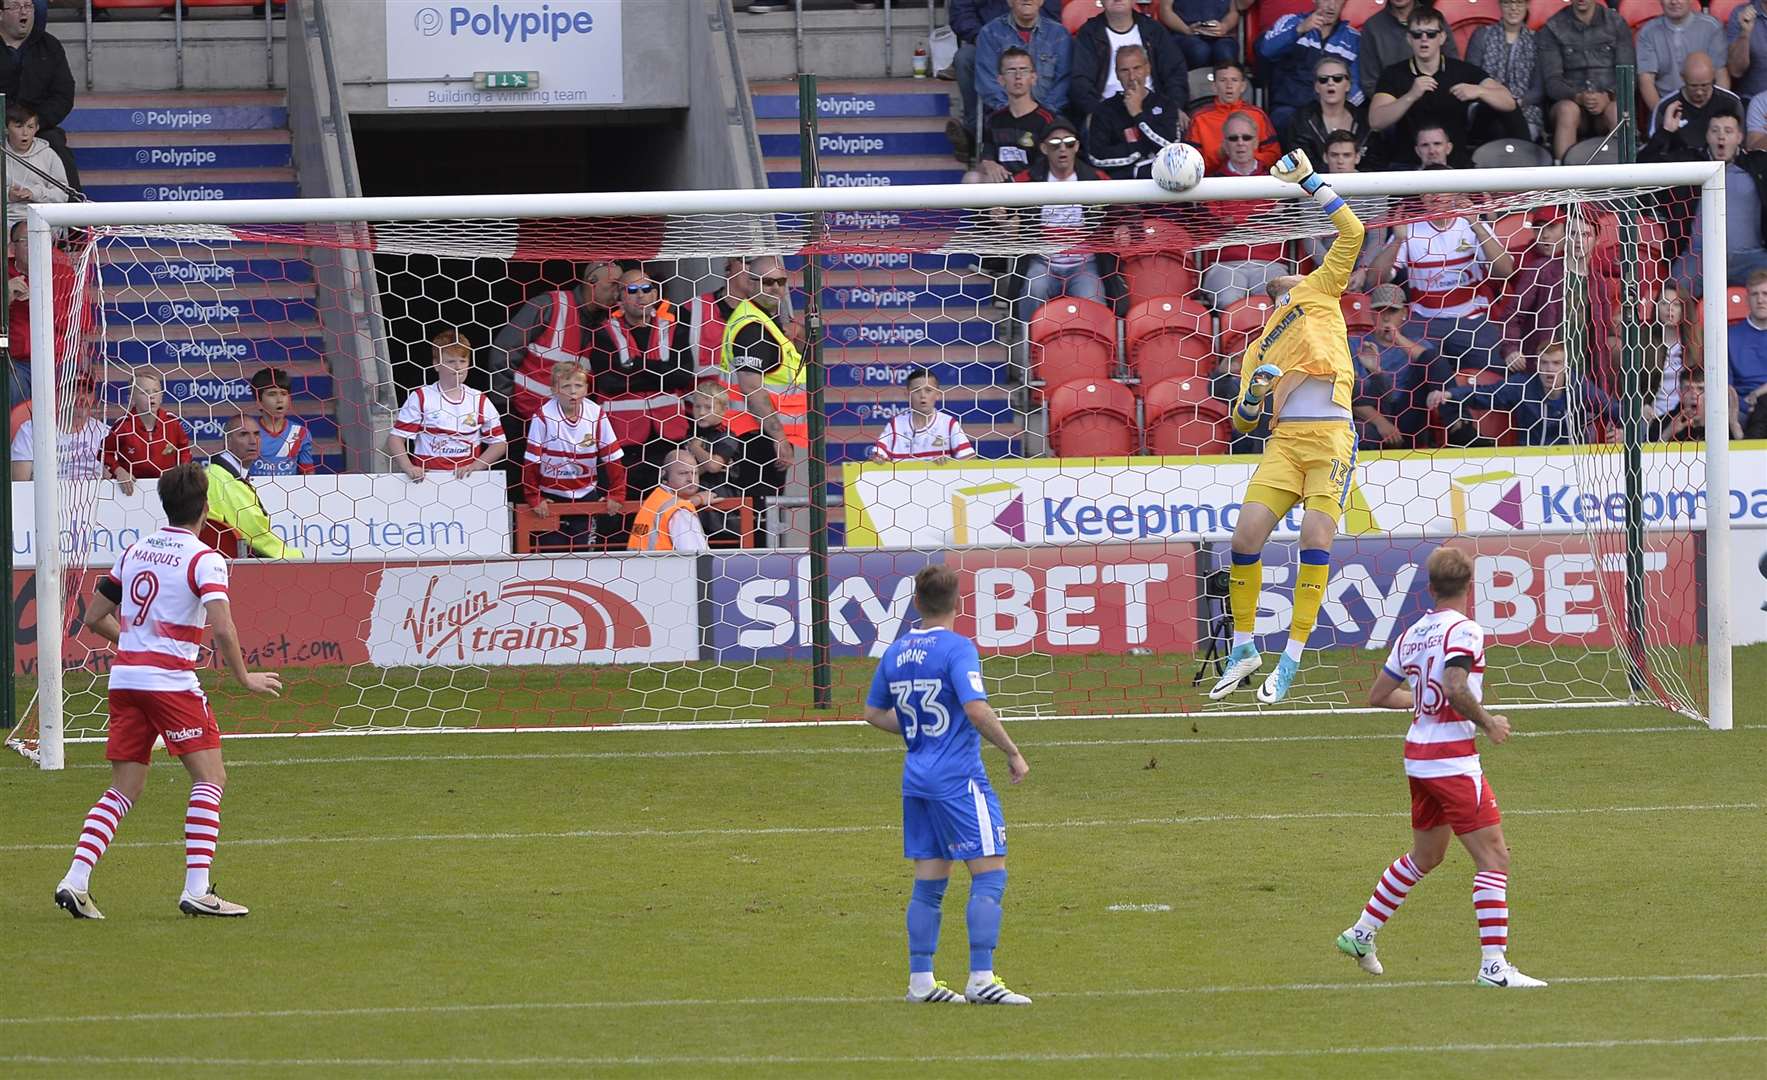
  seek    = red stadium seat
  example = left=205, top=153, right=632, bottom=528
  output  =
left=1617, top=0, right=1659, bottom=28
left=1121, top=251, right=1197, bottom=307
left=1710, top=0, right=1749, bottom=25
left=1030, top=297, right=1118, bottom=387
left=1143, top=378, right=1229, bottom=455
left=1218, top=295, right=1275, bottom=357
left=1125, top=296, right=1214, bottom=385
left=1341, top=292, right=1375, bottom=332
left=1450, top=16, right=1496, bottom=54
left=1047, top=379, right=1139, bottom=457
left=1061, top=1, right=1099, bottom=34
left=1527, top=0, right=1571, bottom=29
left=1728, top=286, right=1747, bottom=323
left=1341, top=0, right=1387, bottom=29
left=1494, top=211, right=1534, bottom=258
left=90, top=0, right=174, bottom=8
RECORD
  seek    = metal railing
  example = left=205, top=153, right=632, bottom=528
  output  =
left=79, top=0, right=281, bottom=91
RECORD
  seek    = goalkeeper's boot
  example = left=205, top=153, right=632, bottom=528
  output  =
left=1256, top=653, right=1301, bottom=705
left=964, top=975, right=1031, bottom=1005
left=1336, top=927, right=1382, bottom=975
left=1476, top=958, right=1548, bottom=988
left=54, top=882, right=105, bottom=920
left=905, top=981, right=965, bottom=1004
left=179, top=886, right=249, bottom=918
left=1208, top=644, right=1262, bottom=700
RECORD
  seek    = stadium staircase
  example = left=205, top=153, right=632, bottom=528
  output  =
left=750, top=77, right=1023, bottom=541
left=67, top=91, right=341, bottom=470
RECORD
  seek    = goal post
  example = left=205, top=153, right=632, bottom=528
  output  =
left=11, top=160, right=1735, bottom=770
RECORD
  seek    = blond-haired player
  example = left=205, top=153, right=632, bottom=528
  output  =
left=1209, top=148, right=1365, bottom=705
left=1335, top=547, right=1546, bottom=989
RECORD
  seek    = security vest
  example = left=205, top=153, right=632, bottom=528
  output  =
left=200, top=452, right=304, bottom=560
left=513, top=290, right=595, bottom=421
left=719, top=300, right=808, bottom=447
left=603, top=302, right=691, bottom=447
left=626, top=487, right=697, bottom=552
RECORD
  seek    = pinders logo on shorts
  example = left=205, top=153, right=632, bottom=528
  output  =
left=400, top=575, right=651, bottom=661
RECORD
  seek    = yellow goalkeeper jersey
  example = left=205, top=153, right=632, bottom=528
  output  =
left=1235, top=198, right=1366, bottom=425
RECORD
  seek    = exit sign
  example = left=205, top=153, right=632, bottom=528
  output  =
left=473, top=71, right=539, bottom=90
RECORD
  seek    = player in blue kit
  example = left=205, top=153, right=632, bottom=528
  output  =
left=864, top=565, right=1032, bottom=1006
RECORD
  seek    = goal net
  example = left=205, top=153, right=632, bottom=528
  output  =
left=9, top=164, right=1736, bottom=766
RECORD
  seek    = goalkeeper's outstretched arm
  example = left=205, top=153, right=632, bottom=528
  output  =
left=1272, top=150, right=1365, bottom=298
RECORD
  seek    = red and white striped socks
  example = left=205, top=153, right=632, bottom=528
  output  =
left=65, top=787, right=134, bottom=891
left=1474, top=870, right=1509, bottom=960
left=184, top=781, right=224, bottom=897
left=1353, top=853, right=1426, bottom=935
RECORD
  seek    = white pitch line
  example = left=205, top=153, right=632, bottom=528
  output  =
left=0, top=972, right=1759, bottom=1028
left=2, top=1034, right=1764, bottom=1068
left=1106, top=903, right=1172, bottom=912
left=0, top=802, right=1754, bottom=855
left=48, top=723, right=1727, bottom=770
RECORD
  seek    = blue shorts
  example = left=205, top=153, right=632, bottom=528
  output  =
left=903, top=779, right=1007, bottom=861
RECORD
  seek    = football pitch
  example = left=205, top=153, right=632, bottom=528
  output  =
left=3, top=647, right=1764, bottom=1078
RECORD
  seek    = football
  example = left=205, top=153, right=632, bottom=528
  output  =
left=1151, top=142, right=1205, bottom=193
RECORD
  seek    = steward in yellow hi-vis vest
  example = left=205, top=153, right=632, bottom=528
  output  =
left=719, top=271, right=808, bottom=459
left=1209, top=149, right=1365, bottom=708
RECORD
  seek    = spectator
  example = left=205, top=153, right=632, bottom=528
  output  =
left=1466, top=0, right=1547, bottom=140
left=1728, top=0, right=1767, bottom=101
left=1428, top=341, right=1617, bottom=446
left=627, top=450, right=711, bottom=553
left=947, top=0, right=1061, bottom=159
left=1369, top=184, right=1515, bottom=376
left=976, top=0, right=1072, bottom=120
left=1258, top=0, right=1362, bottom=130
left=602, top=265, right=696, bottom=492
left=4, top=100, right=64, bottom=224
left=1302, top=134, right=1390, bottom=285
left=1369, top=6, right=1518, bottom=167
left=1359, top=283, right=1449, bottom=440
left=523, top=361, right=625, bottom=552
left=1281, top=55, right=1379, bottom=168
left=0, top=0, right=77, bottom=192
left=1539, top=0, right=1635, bottom=161
left=10, top=373, right=103, bottom=481
left=1156, top=0, right=1240, bottom=70
left=1657, top=367, right=1743, bottom=441
left=1494, top=207, right=1621, bottom=376
left=1349, top=306, right=1408, bottom=450
left=1012, top=121, right=1110, bottom=329
left=1198, top=113, right=1287, bottom=305
left=247, top=366, right=317, bottom=477
left=1209, top=110, right=1269, bottom=176
left=1412, top=123, right=1455, bottom=166
left=1638, top=0, right=1729, bottom=113
left=720, top=255, right=806, bottom=466
left=4, top=217, right=83, bottom=408
left=1729, top=268, right=1767, bottom=434
left=1086, top=44, right=1187, bottom=179
left=869, top=367, right=978, bottom=462
left=1320, top=127, right=1363, bottom=173
left=1674, top=114, right=1767, bottom=288
left=201, top=413, right=303, bottom=560
left=1071, top=0, right=1188, bottom=123
left=681, top=257, right=756, bottom=380
left=102, top=369, right=191, bottom=494
left=389, top=328, right=509, bottom=480
left=1644, top=52, right=1743, bottom=155
left=1746, top=88, right=1767, bottom=150
left=488, top=259, right=622, bottom=423
left=1188, top=61, right=1280, bottom=171
left=1646, top=282, right=1702, bottom=423
left=974, top=46, right=1061, bottom=182
left=1358, top=0, right=1459, bottom=102
left=681, top=387, right=784, bottom=545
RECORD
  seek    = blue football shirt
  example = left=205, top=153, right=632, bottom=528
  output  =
left=866, top=626, right=990, bottom=798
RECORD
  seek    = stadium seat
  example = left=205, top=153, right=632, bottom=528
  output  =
left=1188, top=68, right=1216, bottom=108
left=1472, top=138, right=1554, bottom=170
left=1527, top=0, right=1571, bottom=29
left=1341, top=0, right=1387, bottom=28
left=1563, top=137, right=1620, bottom=165
left=1125, top=297, right=1214, bottom=385
left=1144, top=379, right=1230, bottom=455
left=1710, top=0, right=1749, bottom=24
left=1218, top=295, right=1276, bottom=357
left=1029, top=296, right=1118, bottom=387
left=91, top=0, right=174, bottom=8
left=1341, top=292, right=1375, bottom=332
left=1728, top=286, right=1747, bottom=322
left=1061, top=1, right=1098, bottom=34
left=1454, top=367, right=1519, bottom=446
left=1046, top=379, right=1139, bottom=457
left=1121, top=251, right=1197, bottom=306
left=1617, top=0, right=1659, bottom=28
left=1494, top=211, right=1534, bottom=257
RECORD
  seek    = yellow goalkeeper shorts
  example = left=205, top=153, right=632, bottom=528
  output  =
left=1243, top=419, right=1357, bottom=523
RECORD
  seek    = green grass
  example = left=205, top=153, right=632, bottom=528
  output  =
left=1, top=646, right=1762, bottom=1078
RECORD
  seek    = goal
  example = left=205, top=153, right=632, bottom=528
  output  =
left=9, top=162, right=1737, bottom=769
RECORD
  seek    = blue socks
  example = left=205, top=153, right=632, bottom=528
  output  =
left=907, top=877, right=947, bottom=974
left=967, top=869, right=1007, bottom=973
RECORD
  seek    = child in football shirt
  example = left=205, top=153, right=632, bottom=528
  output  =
left=102, top=369, right=192, bottom=494
left=248, top=367, right=317, bottom=477
left=523, top=361, right=625, bottom=550
left=863, top=565, right=1032, bottom=1006
left=389, top=328, right=508, bottom=479
left=868, top=367, right=977, bottom=463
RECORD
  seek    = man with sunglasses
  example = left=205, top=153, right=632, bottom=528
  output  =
left=1369, top=7, right=1517, bottom=167
left=1085, top=44, right=1187, bottom=179
left=1282, top=54, right=1381, bottom=170
left=602, top=268, right=696, bottom=494
left=1539, top=0, right=1635, bottom=162
left=1357, top=0, right=1459, bottom=102
left=1258, top=0, right=1363, bottom=130
left=720, top=256, right=807, bottom=467
left=489, top=259, right=624, bottom=423
left=1010, top=121, right=1111, bottom=337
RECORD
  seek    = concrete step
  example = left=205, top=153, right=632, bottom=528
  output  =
left=759, top=129, right=954, bottom=158
left=101, top=281, right=315, bottom=302
left=824, top=354, right=1013, bottom=388
left=104, top=296, right=317, bottom=325
left=97, top=370, right=334, bottom=411
left=99, top=256, right=313, bottom=288
left=756, top=115, right=949, bottom=137
left=84, top=177, right=300, bottom=202
left=63, top=101, right=288, bottom=133
left=73, top=136, right=292, bottom=171
left=103, top=331, right=324, bottom=367
left=751, top=85, right=950, bottom=121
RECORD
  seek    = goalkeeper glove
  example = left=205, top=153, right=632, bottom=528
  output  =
left=1273, top=150, right=1323, bottom=195
left=1239, top=363, right=1281, bottom=420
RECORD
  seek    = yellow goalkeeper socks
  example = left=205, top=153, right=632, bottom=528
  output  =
left=1287, top=549, right=1331, bottom=662
left=1228, top=551, right=1261, bottom=650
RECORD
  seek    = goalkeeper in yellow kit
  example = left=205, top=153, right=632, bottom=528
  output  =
left=1209, top=149, right=1366, bottom=705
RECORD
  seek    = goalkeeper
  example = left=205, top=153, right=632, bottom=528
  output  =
left=1209, top=149, right=1366, bottom=706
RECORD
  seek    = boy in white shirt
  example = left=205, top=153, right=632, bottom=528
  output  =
left=389, top=328, right=508, bottom=479
left=5, top=101, right=68, bottom=224
left=869, top=368, right=978, bottom=463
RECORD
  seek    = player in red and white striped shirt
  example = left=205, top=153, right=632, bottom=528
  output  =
left=868, top=368, right=976, bottom=463
left=389, top=328, right=509, bottom=479
left=1334, top=547, right=1546, bottom=988
left=53, top=464, right=282, bottom=920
